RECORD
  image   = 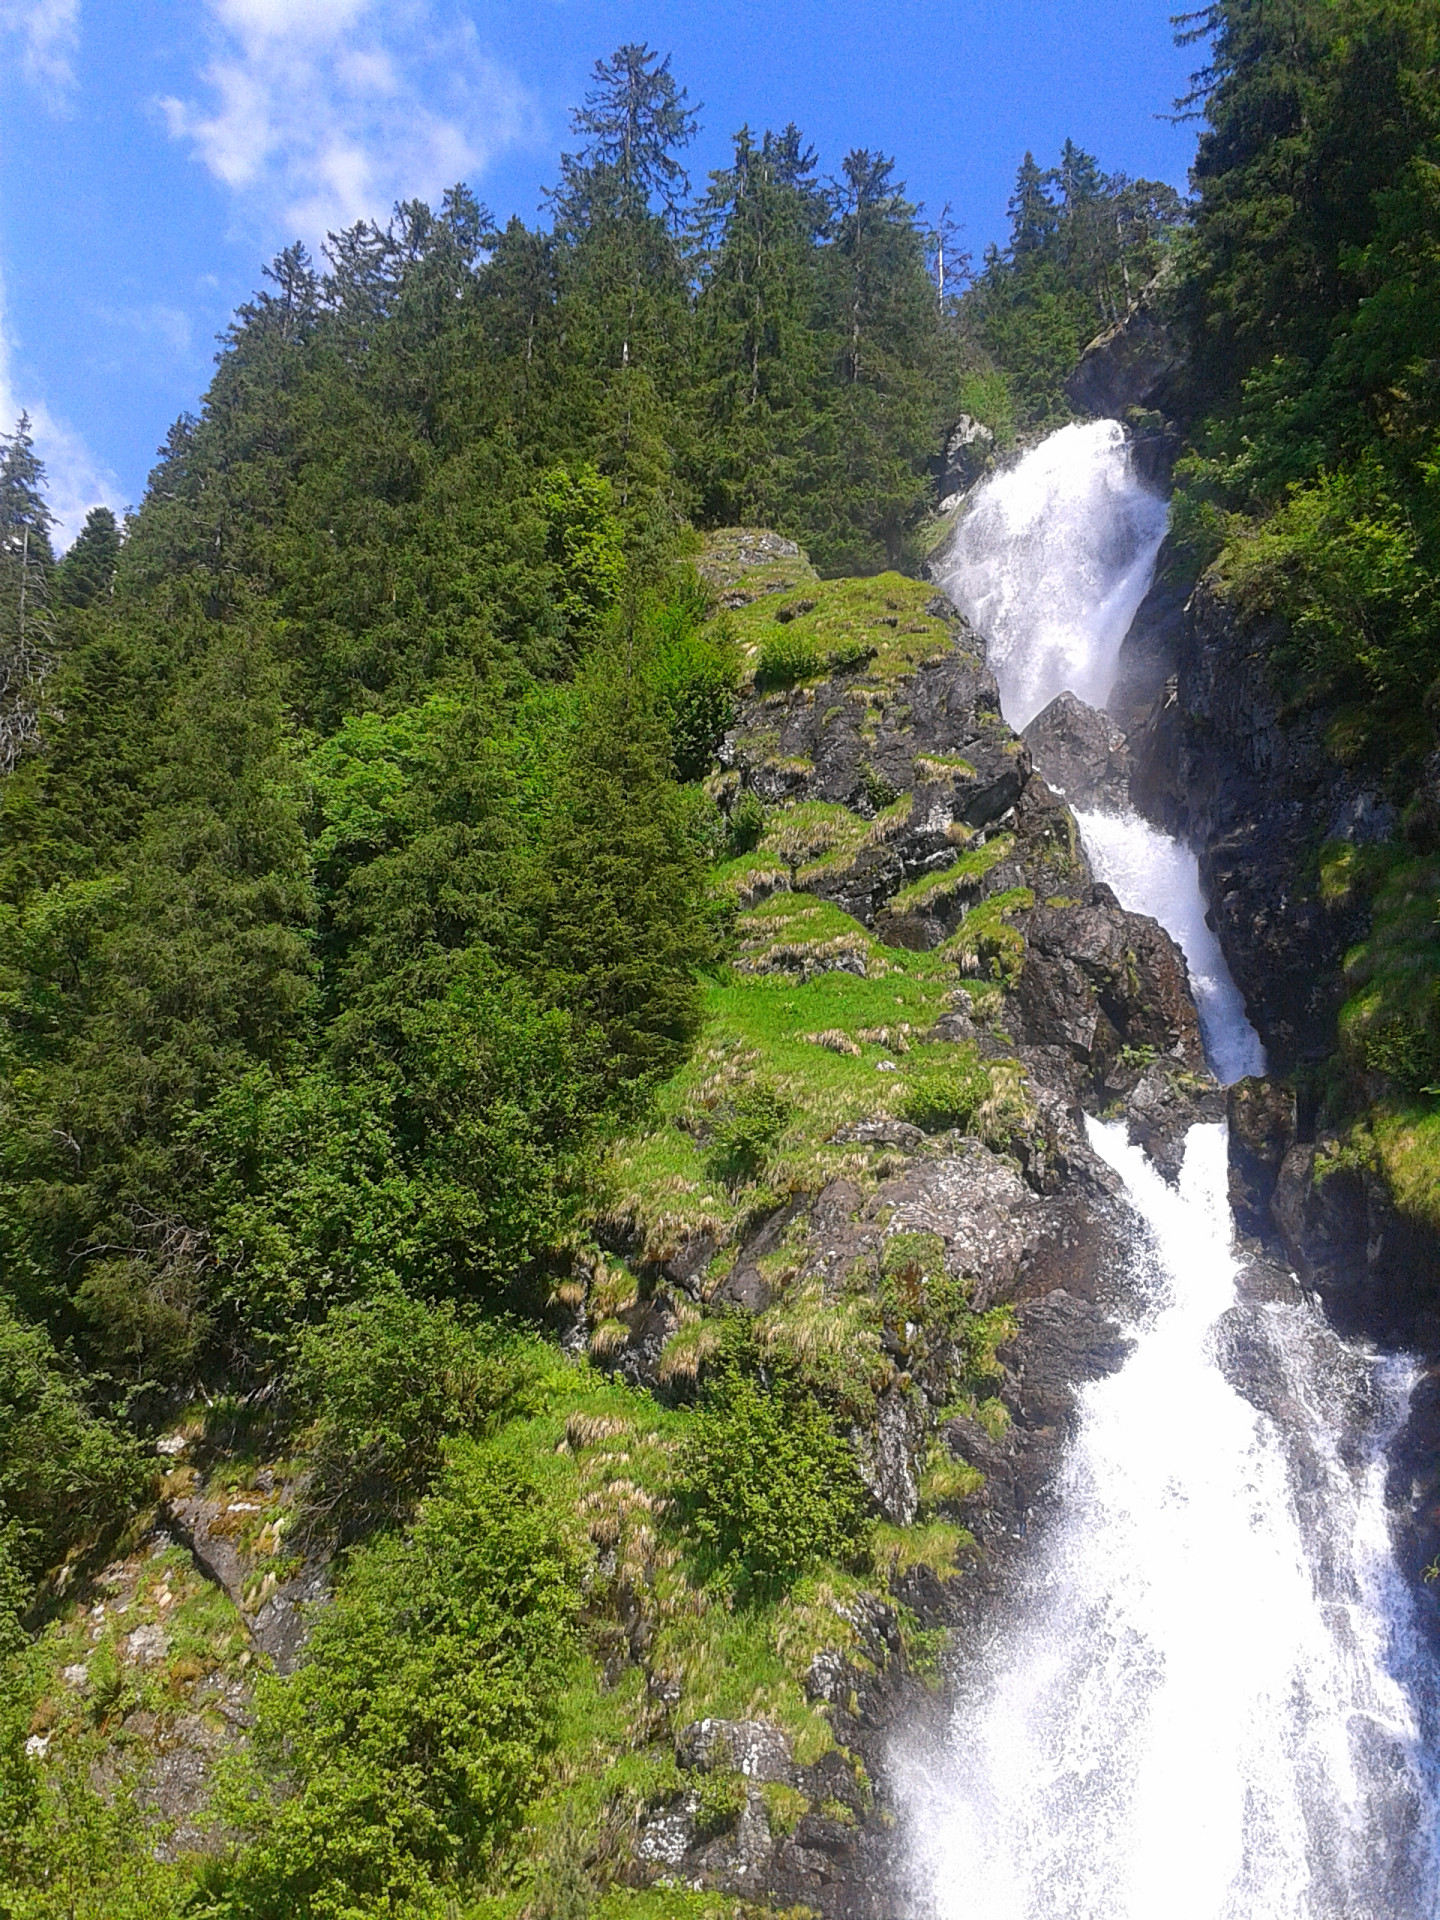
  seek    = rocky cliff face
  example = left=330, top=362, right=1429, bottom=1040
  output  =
left=577, top=538, right=1223, bottom=1913
left=1124, top=577, right=1392, bottom=1069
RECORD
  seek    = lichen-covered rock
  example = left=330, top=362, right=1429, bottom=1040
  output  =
left=675, top=1718, right=794, bottom=1783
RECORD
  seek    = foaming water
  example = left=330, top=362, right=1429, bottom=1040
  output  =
left=909, top=420, right=1440, bottom=1917
left=937, top=419, right=1168, bottom=728
left=905, top=1122, right=1440, bottom=1920
left=1075, top=806, right=1265, bottom=1084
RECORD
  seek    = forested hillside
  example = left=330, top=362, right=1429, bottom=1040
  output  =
left=0, top=44, right=1038, bottom=1918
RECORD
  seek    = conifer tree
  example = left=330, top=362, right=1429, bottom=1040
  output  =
left=692, top=124, right=832, bottom=528
left=57, top=505, right=122, bottom=608
left=0, top=414, right=55, bottom=771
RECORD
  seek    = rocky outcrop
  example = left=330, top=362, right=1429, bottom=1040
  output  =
left=938, top=414, right=996, bottom=505
left=573, top=540, right=1238, bottom=1915
left=1065, top=290, right=1182, bottom=421
left=1128, top=578, right=1393, bottom=1068
left=1022, top=689, right=1131, bottom=810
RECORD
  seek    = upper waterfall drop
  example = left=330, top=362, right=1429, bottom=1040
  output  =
left=936, top=419, right=1168, bottom=730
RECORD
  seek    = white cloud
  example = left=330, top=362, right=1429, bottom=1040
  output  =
left=0, top=0, right=79, bottom=95
left=160, top=0, right=538, bottom=250
left=96, top=301, right=194, bottom=358
left=0, top=268, right=124, bottom=552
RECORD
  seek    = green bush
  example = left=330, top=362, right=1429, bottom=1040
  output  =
left=0, top=1299, right=150, bottom=1589
left=727, top=790, right=766, bottom=856
left=292, top=1293, right=543, bottom=1542
left=754, top=628, right=822, bottom=692
left=691, top=1769, right=747, bottom=1838
left=710, top=1079, right=792, bottom=1183
left=650, top=592, right=740, bottom=783
left=825, top=637, right=876, bottom=675
left=899, top=1052, right=992, bottom=1133
left=676, top=1364, right=871, bottom=1592
left=207, top=1443, right=580, bottom=1917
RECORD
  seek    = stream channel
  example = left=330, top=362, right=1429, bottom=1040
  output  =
left=899, top=422, right=1440, bottom=1918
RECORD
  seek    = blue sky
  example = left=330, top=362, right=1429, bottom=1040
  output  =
left=0, top=1, right=1203, bottom=546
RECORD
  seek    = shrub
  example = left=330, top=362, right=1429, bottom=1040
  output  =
left=209, top=1444, right=581, bottom=1916
left=291, top=1292, right=542, bottom=1542
left=710, top=1079, right=792, bottom=1183
left=676, top=1364, right=871, bottom=1591
left=692, top=1770, right=747, bottom=1838
left=651, top=607, right=740, bottom=783
left=727, top=790, right=766, bottom=856
left=0, top=1299, right=150, bottom=1588
left=899, top=1053, right=992, bottom=1133
left=754, top=628, right=822, bottom=692
left=826, top=637, right=876, bottom=675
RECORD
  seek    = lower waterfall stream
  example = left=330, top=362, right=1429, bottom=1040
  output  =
left=903, top=423, right=1440, bottom=1916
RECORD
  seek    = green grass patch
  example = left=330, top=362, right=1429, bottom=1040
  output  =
left=891, top=832, right=1015, bottom=914
left=939, top=886, right=1035, bottom=987
left=714, top=571, right=963, bottom=694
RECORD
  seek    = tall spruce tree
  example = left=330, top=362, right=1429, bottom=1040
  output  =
left=810, top=150, right=949, bottom=570
left=692, top=124, right=832, bottom=529
left=0, top=415, right=55, bottom=771
left=57, top=506, right=122, bottom=609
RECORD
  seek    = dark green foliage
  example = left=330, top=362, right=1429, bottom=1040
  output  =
left=292, top=1294, right=542, bottom=1541
left=1171, top=1, right=1440, bottom=780
left=676, top=1362, right=871, bottom=1591
left=958, top=142, right=1182, bottom=428
left=645, top=577, right=740, bottom=781
left=0, top=414, right=56, bottom=775
left=56, top=508, right=121, bottom=610
left=710, top=1078, right=792, bottom=1182
left=203, top=1445, right=581, bottom=1917
left=727, top=790, right=766, bottom=855
left=0, top=1297, right=149, bottom=1598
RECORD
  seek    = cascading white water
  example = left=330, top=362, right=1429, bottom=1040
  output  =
left=939, top=419, right=1168, bottom=730
left=1075, top=807, right=1265, bottom=1085
left=936, top=417, right=1261, bottom=1089
left=907, top=1121, right=1440, bottom=1920
left=911, top=423, right=1440, bottom=1915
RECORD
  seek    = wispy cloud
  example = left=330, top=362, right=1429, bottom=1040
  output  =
left=0, top=0, right=80, bottom=96
left=0, top=268, right=124, bottom=551
left=96, top=301, right=194, bottom=359
left=160, top=0, right=538, bottom=249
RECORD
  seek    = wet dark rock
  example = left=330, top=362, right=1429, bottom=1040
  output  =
left=1227, top=1075, right=1296, bottom=1240
left=1065, top=291, right=1182, bottom=421
left=1272, top=1139, right=1440, bottom=1346
left=1107, top=538, right=1189, bottom=742
left=1128, top=582, right=1389, bottom=1067
left=1125, top=1059, right=1224, bottom=1181
left=1022, top=690, right=1131, bottom=811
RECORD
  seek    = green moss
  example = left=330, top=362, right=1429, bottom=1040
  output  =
left=713, top=571, right=958, bottom=694
left=759, top=1780, right=810, bottom=1837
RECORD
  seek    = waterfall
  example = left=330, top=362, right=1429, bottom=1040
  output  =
left=938, top=419, right=1168, bottom=731
left=910, top=423, right=1440, bottom=1916
left=1074, top=807, right=1265, bottom=1085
